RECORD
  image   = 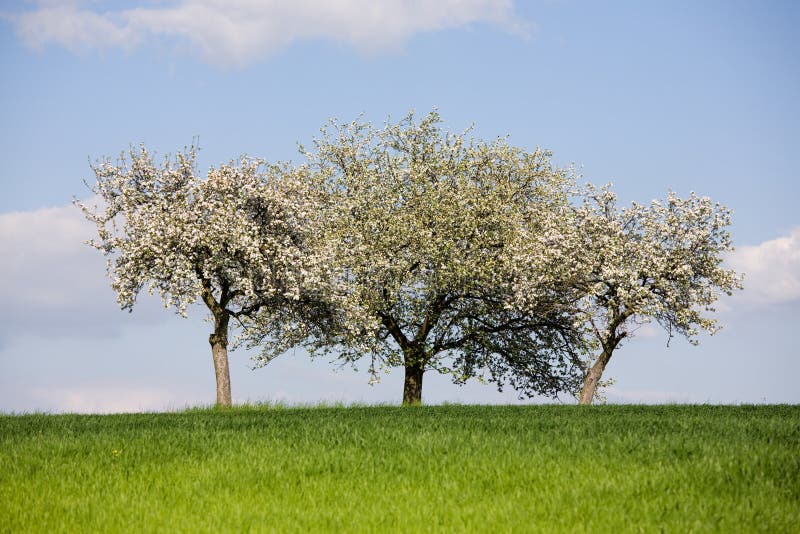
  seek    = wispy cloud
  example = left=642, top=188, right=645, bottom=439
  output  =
left=10, top=0, right=528, bottom=66
left=728, top=227, right=800, bottom=305
left=10, top=3, right=138, bottom=52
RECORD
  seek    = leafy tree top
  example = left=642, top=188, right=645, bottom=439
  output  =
left=246, top=112, right=587, bottom=398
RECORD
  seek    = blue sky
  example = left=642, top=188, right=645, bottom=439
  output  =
left=1, top=0, right=798, bottom=412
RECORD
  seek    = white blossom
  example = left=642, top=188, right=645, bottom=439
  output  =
left=247, top=111, right=587, bottom=403
left=76, top=146, right=325, bottom=406
left=529, top=183, right=745, bottom=404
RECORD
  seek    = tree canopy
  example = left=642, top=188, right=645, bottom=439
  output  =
left=244, top=112, right=587, bottom=403
left=77, top=146, right=324, bottom=406
left=564, top=185, right=742, bottom=403
left=80, top=112, right=741, bottom=406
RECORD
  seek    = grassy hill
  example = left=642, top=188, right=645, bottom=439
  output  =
left=1, top=404, right=798, bottom=532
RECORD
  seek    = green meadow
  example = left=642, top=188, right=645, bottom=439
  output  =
left=1, top=405, right=797, bottom=533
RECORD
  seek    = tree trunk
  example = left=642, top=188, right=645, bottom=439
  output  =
left=402, top=362, right=425, bottom=405
left=579, top=349, right=612, bottom=405
left=209, top=312, right=232, bottom=407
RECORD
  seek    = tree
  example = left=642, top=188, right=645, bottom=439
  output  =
left=565, top=185, right=742, bottom=404
left=77, top=146, right=322, bottom=407
left=246, top=112, right=586, bottom=404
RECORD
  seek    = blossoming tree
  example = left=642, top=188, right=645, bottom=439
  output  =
left=567, top=185, right=742, bottom=404
left=251, top=112, right=586, bottom=404
left=77, top=147, right=324, bottom=407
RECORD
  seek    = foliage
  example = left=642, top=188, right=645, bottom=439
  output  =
left=76, top=146, right=327, bottom=405
left=550, top=184, right=744, bottom=403
left=77, top=146, right=321, bottom=319
left=245, top=112, right=587, bottom=401
left=1, top=405, right=797, bottom=532
left=576, top=185, right=741, bottom=341
left=76, top=115, right=743, bottom=406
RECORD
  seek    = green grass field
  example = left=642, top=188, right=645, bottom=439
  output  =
left=1, top=405, right=798, bottom=533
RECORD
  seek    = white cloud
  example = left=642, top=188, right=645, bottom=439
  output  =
left=0, top=200, right=162, bottom=346
left=727, top=227, right=800, bottom=305
left=11, top=0, right=528, bottom=66
left=11, top=3, right=138, bottom=52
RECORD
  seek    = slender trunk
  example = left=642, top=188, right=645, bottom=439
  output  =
left=579, top=349, right=612, bottom=405
left=209, top=312, right=232, bottom=407
left=402, top=361, right=425, bottom=405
